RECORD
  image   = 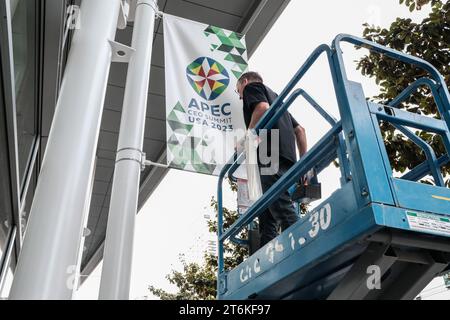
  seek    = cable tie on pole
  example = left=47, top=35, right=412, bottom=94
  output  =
left=137, top=0, right=163, bottom=19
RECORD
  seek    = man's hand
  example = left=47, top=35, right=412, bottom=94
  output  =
left=235, top=136, right=246, bottom=153
left=300, top=175, right=309, bottom=186
left=300, top=168, right=316, bottom=186
left=234, top=130, right=262, bottom=153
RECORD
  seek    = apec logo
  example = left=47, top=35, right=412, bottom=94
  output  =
left=186, top=57, right=230, bottom=101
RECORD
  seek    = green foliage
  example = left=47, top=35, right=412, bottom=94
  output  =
left=357, top=0, right=450, bottom=185
left=148, top=253, right=217, bottom=300
left=399, top=0, right=442, bottom=11
left=444, top=272, right=450, bottom=286
left=148, top=179, right=248, bottom=300
left=148, top=178, right=309, bottom=300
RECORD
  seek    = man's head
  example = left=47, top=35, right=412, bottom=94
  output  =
left=236, top=71, right=263, bottom=100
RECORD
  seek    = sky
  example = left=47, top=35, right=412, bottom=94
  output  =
left=74, top=0, right=450, bottom=300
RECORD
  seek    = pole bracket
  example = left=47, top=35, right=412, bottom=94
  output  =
left=117, top=0, right=131, bottom=30
left=108, top=40, right=135, bottom=63
left=116, top=148, right=169, bottom=171
left=141, top=152, right=169, bottom=170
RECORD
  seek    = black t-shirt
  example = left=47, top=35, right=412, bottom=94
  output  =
left=242, top=82, right=299, bottom=165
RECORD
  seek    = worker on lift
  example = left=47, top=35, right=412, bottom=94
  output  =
left=235, top=71, right=308, bottom=250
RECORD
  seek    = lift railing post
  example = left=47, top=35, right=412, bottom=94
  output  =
left=99, top=0, right=158, bottom=300
left=9, top=0, right=122, bottom=299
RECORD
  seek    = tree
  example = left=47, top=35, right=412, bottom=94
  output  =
left=357, top=0, right=450, bottom=289
left=148, top=180, right=248, bottom=300
left=357, top=0, right=450, bottom=184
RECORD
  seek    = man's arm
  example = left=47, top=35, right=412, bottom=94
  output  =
left=289, top=112, right=307, bottom=157
left=250, top=106, right=307, bottom=156
left=294, top=125, right=307, bottom=157
left=248, top=102, right=270, bottom=129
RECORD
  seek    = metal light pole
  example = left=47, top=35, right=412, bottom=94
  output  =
left=99, top=0, right=158, bottom=300
left=9, top=0, right=122, bottom=299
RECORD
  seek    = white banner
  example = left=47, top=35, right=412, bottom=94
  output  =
left=163, top=14, right=248, bottom=175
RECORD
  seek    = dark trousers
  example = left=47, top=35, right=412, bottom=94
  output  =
left=258, top=158, right=299, bottom=247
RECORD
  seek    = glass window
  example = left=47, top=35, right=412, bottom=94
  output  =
left=0, top=250, right=15, bottom=299
left=19, top=165, right=37, bottom=233
left=11, top=0, right=38, bottom=185
left=0, top=71, right=13, bottom=276
left=0, top=227, right=16, bottom=299
left=0, top=269, right=14, bottom=299
left=0, top=0, right=39, bottom=274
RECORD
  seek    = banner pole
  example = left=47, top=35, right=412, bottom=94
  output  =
left=99, top=0, right=158, bottom=300
left=9, top=0, right=122, bottom=300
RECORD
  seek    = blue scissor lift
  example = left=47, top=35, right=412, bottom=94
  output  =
left=216, top=34, right=450, bottom=300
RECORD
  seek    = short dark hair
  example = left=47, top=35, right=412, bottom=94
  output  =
left=238, top=71, right=263, bottom=84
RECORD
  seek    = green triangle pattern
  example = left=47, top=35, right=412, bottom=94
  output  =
left=203, top=25, right=248, bottom=80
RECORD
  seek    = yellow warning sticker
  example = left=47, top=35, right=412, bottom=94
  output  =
left=432, top=195, right=450, bottom=202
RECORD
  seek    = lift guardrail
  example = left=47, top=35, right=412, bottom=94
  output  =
left=217, top=34, right=450, bottom=300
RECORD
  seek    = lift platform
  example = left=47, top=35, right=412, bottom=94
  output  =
left=216, top=34, right=450, bottom=300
